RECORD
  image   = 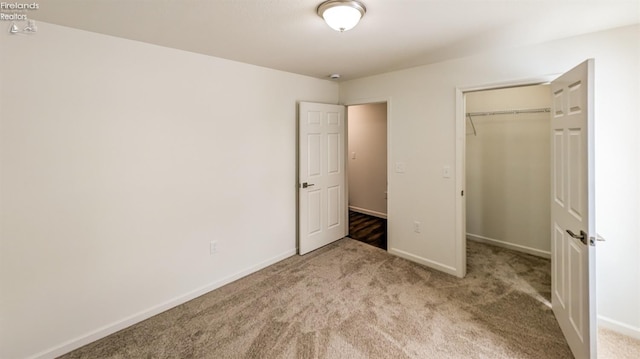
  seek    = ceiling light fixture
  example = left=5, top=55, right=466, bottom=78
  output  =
left=317, top=0, right=366, bottom=32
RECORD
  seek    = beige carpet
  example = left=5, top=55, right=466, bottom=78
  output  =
left=598, top=327, right=640, bottom=359
left=61, top=239, right=574, bottom=358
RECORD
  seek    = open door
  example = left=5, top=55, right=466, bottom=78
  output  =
left=298, top=102, right=347, bottom=255
left=550, top=59, right=596, bottom=359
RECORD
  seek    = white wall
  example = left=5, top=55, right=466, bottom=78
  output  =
left=466, top=85, right=551, bottom=257
left=340, top=25, right=640, bottom=338
left=348, top=103, right=387, bottom=217
left=0, top=22, right=338, bottom=359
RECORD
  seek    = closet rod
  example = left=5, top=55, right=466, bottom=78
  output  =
left=466, top=107, right=551, bottom=117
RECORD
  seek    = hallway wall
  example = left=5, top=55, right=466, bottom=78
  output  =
left=348, top=103, right=388, bottom=217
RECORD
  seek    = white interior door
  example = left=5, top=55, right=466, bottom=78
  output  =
left=550, top=59, right=596, bottom=359
left=298, top=102, right=347, bottom=255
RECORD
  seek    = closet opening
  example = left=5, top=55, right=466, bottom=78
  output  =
left=346, top=102, right=388, bottom=251
left=464, top=84, right=552, bottom=260
left=462, top=84, right=553, bottom=306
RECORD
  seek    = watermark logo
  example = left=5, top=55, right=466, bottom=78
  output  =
left=9, top=18, right=35, bottom=33
left=1, top=2, right=40, bottom=34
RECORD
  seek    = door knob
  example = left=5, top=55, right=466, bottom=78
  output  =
left=566, top=229, right=588, bottom=245
left=301, top=182, right=315, bottom=189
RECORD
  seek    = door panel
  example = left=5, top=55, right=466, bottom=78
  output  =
left=568, top=239, right=584, bottom=338
left=553, top=224, right=566, bottom=307
left=308, top=134, right=321, bottom=176
left=553, top=130, right=565, bottom=206
left=308, top=189, right=321, bottom=234
left=550, top=59, right=596, bottom=359
left=327, top=185, right=340, bottom=227
left=328, top=133, right=340, bottom=174
left=299, top=102, right=346, bottom=255
left=568, top=128, right=583, bottom=220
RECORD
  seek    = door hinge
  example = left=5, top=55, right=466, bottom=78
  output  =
left=461, top=190, right=464, bottom=196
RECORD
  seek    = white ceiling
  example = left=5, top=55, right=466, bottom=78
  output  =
left=30, top=0, right=640, bottom=81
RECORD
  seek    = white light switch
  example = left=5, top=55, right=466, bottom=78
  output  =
left=395, top=162, right=406, bottom=173
left=443, top=165, right=451, bottom=178
left=351, top=152, right=356, bottom=159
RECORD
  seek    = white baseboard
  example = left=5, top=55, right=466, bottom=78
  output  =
left=349, top=206, right=387, bottom=219
left=599, top=315, right=640, bottom=340
left=466, top=233, right=550, bottom=259
left=30, top=248, right=297, bottom=359
left=389, top=247, right=458, bottom=277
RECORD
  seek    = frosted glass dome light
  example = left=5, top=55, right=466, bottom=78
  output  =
left=317, top=0, right=366, bottom=32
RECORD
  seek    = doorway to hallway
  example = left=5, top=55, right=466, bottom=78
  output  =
left=347, top=102, right=388, bottom=250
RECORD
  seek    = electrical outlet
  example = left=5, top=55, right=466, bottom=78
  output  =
left=210, top=240, right=218, bottom=255
left=413, top=221, right=421, bottom=233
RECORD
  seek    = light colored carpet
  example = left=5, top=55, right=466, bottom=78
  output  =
left=598, top=327, right=640, bottom=359
left=61, top=239, right=573, bottom=358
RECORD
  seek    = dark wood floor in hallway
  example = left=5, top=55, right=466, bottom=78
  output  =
left=348, top=210, right=387, bottom=250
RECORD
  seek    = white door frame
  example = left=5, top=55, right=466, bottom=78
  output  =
left=454, top=76, right=558, bottom=278
left=344, top=97, right=392, bottom=250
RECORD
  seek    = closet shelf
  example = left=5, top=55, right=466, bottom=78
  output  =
left=465, top=107, right=550, bottom=136
left=466, top=107, right=550, bottom=117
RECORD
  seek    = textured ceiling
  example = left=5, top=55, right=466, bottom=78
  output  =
left=29, top=0, right=640, bottom=81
